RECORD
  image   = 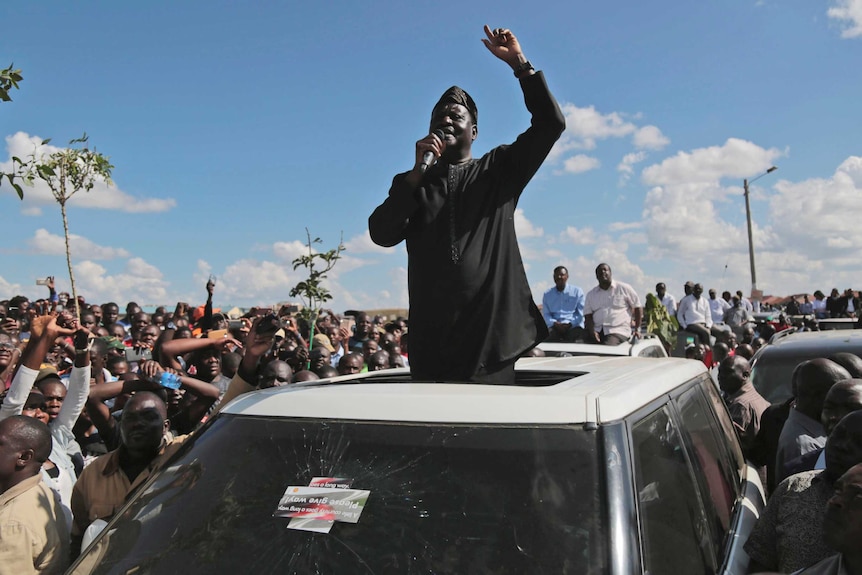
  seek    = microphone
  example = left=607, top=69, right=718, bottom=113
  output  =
left=419, top=129, right=446, bottom=173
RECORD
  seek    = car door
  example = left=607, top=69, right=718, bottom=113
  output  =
left=671, top=377, right=765, bottom=574
left=629, top=401, right=720, bottom=574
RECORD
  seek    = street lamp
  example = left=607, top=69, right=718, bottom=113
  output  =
left=743, top=165, right=778, bottom=296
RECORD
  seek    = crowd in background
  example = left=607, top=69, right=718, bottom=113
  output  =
left=2, top=275, right=862, bottom=573
left=0, top=278, right=410, bottom=571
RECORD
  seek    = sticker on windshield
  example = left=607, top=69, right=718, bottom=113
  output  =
left=275, top=481, right=370, bottom=533
left=308, top=477, right=353, bottom=489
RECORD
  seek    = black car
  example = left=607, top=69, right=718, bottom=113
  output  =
left=751, top=329, right=862, bottom=403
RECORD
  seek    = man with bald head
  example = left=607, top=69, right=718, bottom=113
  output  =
left=827, top=352, right=862, bottom=378
left=71, top=391, right=186, bottom=553
left=0, top=416, right=69, bottom=572
left=258, top=360, right=292, bottom=388
left=745, top=410, right=862, bottom=573
left=718, top=355, right=771, bottom=459
left=783, top=378, right=862, bottom=478
left=337, top=352, right=364, bottom=376
left=776, top=358, right=852, bottom=484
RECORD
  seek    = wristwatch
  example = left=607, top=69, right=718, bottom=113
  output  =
left=513, top=60, right=534, bottom=78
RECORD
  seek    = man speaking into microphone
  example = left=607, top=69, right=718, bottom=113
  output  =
left=369, top=25, right=565, bottom=384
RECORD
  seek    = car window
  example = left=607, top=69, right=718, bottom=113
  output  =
left=698, top=375, right=746, bottom=483
left=72, top=416, right=606, bottom=574
left=750, top=354, right=801, bottom=403
left=674, top=384, right=739, bottom=554
left=631, top=405, right=716, bottom=574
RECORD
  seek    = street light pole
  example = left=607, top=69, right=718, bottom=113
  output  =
left=743, top=165, right=778, bottom=296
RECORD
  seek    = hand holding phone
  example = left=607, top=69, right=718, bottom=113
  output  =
left=256, top=314, right=283, bottom=337
left=124, top=347, right=153, bottom=363
left=73, top=329, right=93, bottom=352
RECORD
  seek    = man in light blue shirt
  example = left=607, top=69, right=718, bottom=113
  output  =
left=542, top=266, right=585, bottom=342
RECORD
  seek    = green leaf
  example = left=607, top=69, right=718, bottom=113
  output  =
left=13, top=182, right=23, bottom=199
left=41, top=139, right=51, bottom=146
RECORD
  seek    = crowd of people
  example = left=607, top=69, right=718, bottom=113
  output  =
left=3, top=269, right=862, bottom=572
left=541, top=264, right=860, bottom=353
left=0, top=278, right=412, bottom=571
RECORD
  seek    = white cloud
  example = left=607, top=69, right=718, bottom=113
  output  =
left=639, top=139, right=786, bottom=267
left=560, top=226, right=597, bottom=245
left=519, top=244, right=564, bottom=263
left=633, top=125, right=670, bottom=150
left=28, top=228, right=130, bottom=260
left=768, top=156, right=862, bottom=262
left=641, top=138, right=784, bottom=186
left=0, top=276, right=23, bottom=297
left=828, top=0, right=862, bottom=38
left=74, top=258, right=170, bottom=304
left=218, top=259, right=295, bottom=304
left=344, top=230, right=390, bottom=255
left=328, top=254, right=371, bottom=276
left=514, top=208, right=544, bottom=238
left=126, top=257, right=163, bottom=278
left=21, top=206, right=42, bottom=216
left=558, top=103, right=638, bottom=150
left=561, top=154, right=601, bottom=174
left=635, top=147, right=862, bottom=296
left=547, top=103, right=668, bottom=178
left=608, top=221, right=643, bottom=232
left=272, top=240, right=310, bottom=263
left=617, top=152, right=648, bottom=175
left=1, top=132, right=176, bottom=213
left=619, top=232, right=648, bottom=245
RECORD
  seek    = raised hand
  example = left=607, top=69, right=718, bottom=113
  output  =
left=244, top=317, right=275, bottom=359
left=481, top=25, right=524, bottom=66
left=31, top=313, right=77, bottom=340
left=213, top=336, right=243, bottom=352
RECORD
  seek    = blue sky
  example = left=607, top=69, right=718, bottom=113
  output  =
left=2, top=1, right=861, bottom=312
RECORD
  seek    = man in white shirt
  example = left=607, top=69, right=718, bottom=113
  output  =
left=708, top=288, right=730, bottom=324
left=655, top=282, right=676, bottom=317
left=677, top=283, right=713, bottom=347
left=737, top=290, right=754, bottom=313
left=583, top=263, right=642, bottom=346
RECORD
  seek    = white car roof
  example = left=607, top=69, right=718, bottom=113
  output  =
left=537, top=336, right=667, bottom=358
left=221, top=356, right=706, bottom=425
left=537, top=342, right=633, bottom=356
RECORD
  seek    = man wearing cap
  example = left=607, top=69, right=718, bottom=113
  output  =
left=369, top=25, right=565, bottom=383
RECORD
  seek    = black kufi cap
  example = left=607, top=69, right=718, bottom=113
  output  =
left=433, top=86, right=477, bottom=127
